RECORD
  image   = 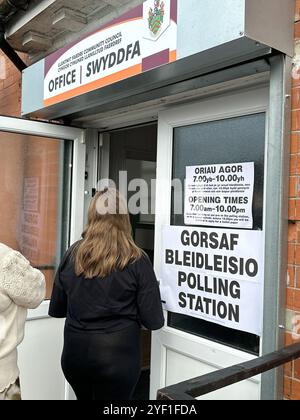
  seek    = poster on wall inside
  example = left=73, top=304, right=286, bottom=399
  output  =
left=44, top=0, right=177, bottom=107
left=23, top=177, right=40, bottom=212
left=20, top=212, right=41, bottom=263
left=185, top=162, right=255, bottom=229
left=160, top=225, right=264, bottom=336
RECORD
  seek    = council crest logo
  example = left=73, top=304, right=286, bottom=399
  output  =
left=148, top=0, right=165, bottom=36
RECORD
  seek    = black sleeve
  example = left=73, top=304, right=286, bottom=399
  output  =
left=48, top=271, right=67, bottom=318
left=48, top=245, right=75, bottom=318
left=135, top=255, right=165, bottom=330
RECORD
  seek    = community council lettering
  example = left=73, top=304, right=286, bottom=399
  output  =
left=48, top=40, right=141, bottom=94
left=164, top=230, right=260, bottom=323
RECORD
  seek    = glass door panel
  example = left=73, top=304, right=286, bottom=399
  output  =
left=0, top=131, right=73, bottom=299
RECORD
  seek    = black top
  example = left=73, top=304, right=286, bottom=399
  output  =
left=49, top=244, right=164, bottom=333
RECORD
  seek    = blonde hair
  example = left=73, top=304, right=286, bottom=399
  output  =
left=75, top=189, right=143, bottom=279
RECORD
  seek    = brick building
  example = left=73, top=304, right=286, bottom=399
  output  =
left=285, top=0, right=300, bottom=401
left=0, top=0, right=298, bottom=401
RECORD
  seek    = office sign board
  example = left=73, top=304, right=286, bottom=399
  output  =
left=44, top=0, right=177, bottom=107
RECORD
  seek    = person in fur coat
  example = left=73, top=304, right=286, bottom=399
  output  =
left=0, top=243, right=45, bottom=400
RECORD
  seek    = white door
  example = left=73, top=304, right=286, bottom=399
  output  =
left=0, top=116, right=85, bottom=400
left=150, top=86, right=269, bottom=400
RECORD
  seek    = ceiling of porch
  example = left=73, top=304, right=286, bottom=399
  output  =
left=5, top=0, right=143, bottom=62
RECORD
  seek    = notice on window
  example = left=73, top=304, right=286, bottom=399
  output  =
left=185, top=163, right=255, bottom=229
left=160, top=225, right=264, bottom=336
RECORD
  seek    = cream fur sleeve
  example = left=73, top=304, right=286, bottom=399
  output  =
left=0, top=250, right=46, bottom=309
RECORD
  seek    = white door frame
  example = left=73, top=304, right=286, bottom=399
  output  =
left=150, top=86, right=269, bottom=400
left=0, top=115, right=86, bottom=400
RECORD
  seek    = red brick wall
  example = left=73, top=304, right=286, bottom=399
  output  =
left=0, top=51, right=26, bottom=116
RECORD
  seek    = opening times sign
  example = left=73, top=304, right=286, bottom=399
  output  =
left=160, top=225, right=264, bottom=336
left=185, top=162, right=255, bottom=229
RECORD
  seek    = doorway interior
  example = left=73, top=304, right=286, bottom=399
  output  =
left=98, top=122, right=158, bottom=400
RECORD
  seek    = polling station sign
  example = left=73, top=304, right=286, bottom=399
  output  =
left=160, top=226, right=264, bottom=336
left=44, top=0, right=177, bottom=107
left=185, top=163, right=255, bottom=229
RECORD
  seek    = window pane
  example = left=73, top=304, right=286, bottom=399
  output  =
left=0, top=131, right=73, bottom=299
left=126, top=159, right=156, bottom=224
left=169, top=113, right=266, bottom=355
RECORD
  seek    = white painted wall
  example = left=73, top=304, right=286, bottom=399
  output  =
left=18, top=316, right=65, bottom=400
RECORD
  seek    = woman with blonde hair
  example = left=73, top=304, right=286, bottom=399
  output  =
left=49, top=189, right=164, bottom=400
